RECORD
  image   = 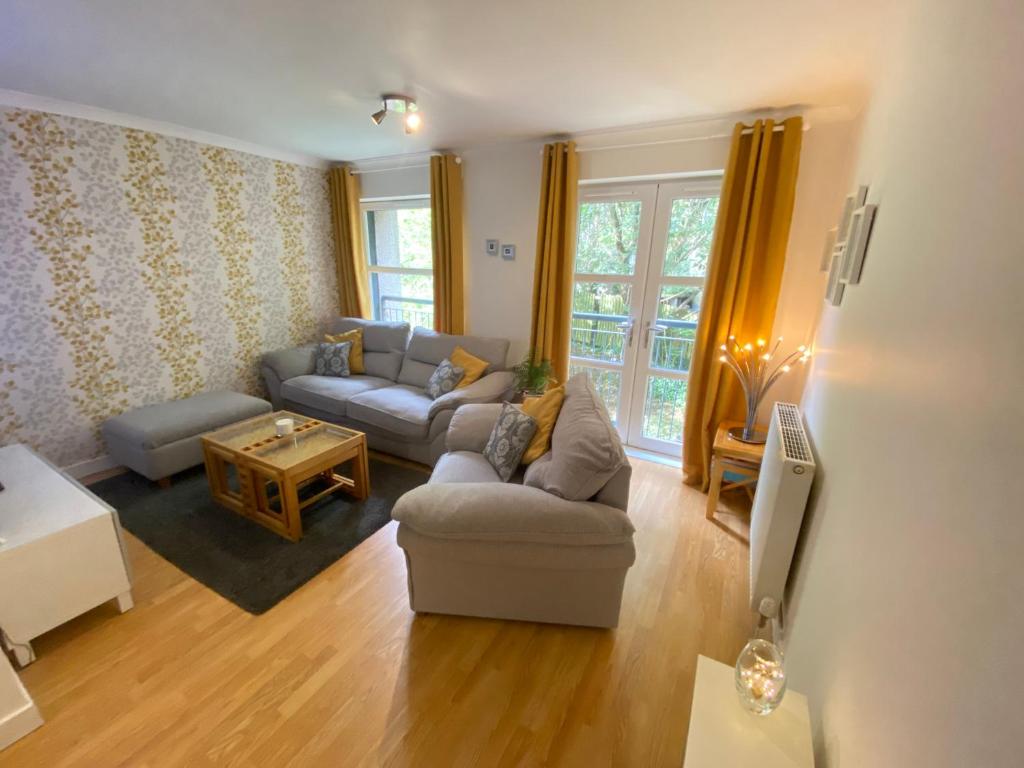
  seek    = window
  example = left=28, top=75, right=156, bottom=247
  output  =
left=362, top=198, right=433, bottom=328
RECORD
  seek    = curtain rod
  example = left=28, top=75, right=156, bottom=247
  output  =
left=571, top=122, right=809, bottom=154
left=349, top=155, right=461, bottom=175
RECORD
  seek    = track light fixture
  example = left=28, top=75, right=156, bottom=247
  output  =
left=370, top=94, right=422, bottom=134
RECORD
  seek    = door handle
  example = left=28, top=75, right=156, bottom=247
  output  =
left=616, top=320, right=635, bottom=347
left=643, top=322, right=667, bottom=349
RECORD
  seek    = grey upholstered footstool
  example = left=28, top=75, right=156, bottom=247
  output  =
left=103, top=391, right=272, bottom=485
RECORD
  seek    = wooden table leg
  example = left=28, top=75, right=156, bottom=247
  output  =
left=351, top=442, right=370, bottom=501
left=705, top=456, right=725, bottom=520
left=280, top=476, right=302, bottom=542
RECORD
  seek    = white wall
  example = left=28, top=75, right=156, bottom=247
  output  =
left=783, top=1, right=1024, bottom=765
left=460, top=141, right=545, bottom=363
left=763, top=117, right=862, bottom=413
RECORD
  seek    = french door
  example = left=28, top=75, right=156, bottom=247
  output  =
left=569, top=178, right=721, bottom=455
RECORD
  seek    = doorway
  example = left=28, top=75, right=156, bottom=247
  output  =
left=569, top=178, right=721, bottom=455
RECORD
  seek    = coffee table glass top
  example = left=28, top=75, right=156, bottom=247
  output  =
left=248, top=423, right=361, bottom=470
left=203, top=411, right=362, bottom=471
left=204, top=411, right=314, bottom=451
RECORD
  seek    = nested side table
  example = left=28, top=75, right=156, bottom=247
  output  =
left=705, top=420, right=766, bottom=520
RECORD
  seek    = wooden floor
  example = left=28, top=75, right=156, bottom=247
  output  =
left=6, top=459, right=755, bottom=767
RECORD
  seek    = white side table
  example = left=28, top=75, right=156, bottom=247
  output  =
left=0, top=444, right=133, bottom=666
left=683, top=655, right=813, bottom=768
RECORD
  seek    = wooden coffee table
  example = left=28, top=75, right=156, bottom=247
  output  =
left=201, top=411, right=369, bottom=542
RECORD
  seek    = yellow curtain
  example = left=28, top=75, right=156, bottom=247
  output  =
left=327, top=166, right=370, bottom=318
left=529, top=141, right=578, bottom=383
left=430, top=154, right=465, bottom=334
left=682, top=117, right=803, bottom=488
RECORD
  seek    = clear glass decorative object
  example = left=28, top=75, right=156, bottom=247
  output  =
left=734, top=639, right=787, bottom=715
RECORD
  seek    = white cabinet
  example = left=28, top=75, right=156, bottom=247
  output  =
left=683, top=655, right=813, bottom=768
left=0, top=444, right=133, bottom=666
left=0, top=649, right=42, bottom=749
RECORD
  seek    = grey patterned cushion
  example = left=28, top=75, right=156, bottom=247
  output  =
left=425, top=358, right=465, bottom=399
left=483, top=403, right=538, bottom=482
left=313, top=341, right=352, bottom=378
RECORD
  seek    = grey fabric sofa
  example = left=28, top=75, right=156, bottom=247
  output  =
left=392, top=375, right=636, bottom=628
left=260, top=318, right=514, bottom=466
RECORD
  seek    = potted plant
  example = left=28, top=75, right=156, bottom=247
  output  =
left=512, top=354, right=554, bottom=398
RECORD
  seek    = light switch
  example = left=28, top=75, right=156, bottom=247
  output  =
left=485, top=239, right=499, bottom=256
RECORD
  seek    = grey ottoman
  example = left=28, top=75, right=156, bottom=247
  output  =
left=103, top=391, right=272, bottom=485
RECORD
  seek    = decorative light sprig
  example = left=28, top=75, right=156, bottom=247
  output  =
left=718, top=336, right=812, bottom=441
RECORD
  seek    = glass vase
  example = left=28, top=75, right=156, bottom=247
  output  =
left=734, top=639, right=787, bottom=715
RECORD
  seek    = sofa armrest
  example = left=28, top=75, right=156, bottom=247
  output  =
left=445, top=403, right=504, bottom=453
left=260, top=345, right=316, bottom=409
left=392, top=482, right=635, bottom=546
left=427, top=371, right=515, bottom=419
left=262, top=344, right=316, bottom=382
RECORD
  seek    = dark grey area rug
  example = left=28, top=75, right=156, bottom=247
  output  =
left=90, top=459, right=428, bottom=614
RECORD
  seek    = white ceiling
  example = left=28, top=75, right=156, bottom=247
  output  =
left=0, top=0, right=898, bottom=162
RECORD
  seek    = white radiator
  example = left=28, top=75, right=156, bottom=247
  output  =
left=749, top=402, right=816, bottom=619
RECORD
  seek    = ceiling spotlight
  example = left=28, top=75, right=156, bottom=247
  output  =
left=371, top=93, right=422, bottom=134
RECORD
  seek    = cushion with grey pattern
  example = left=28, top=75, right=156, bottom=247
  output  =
left=314, top=341, right=352, bottom=378
left=483, top=403, right=538, bottom=482
left=425, top=358, right=465, bottom=399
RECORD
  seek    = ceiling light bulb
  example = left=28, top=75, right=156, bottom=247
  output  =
left=370, top=108, right=387, bottom=126
left=404, top=112, right=422, bottom=133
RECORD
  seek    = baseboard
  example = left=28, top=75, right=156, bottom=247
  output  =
left=62, top=453, right=120, bottom=480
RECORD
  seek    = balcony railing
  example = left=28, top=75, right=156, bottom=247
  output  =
left=570, top=311, right=694, bottom=445
left=380, top=295, right=434, bottom=329
left=570, top=311, right=697, bottom=374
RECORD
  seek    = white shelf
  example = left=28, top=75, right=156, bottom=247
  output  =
left=683, top=655, right=813, bottom=768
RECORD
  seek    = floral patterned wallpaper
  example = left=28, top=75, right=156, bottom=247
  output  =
left=0, top=107, right=337, bottom=467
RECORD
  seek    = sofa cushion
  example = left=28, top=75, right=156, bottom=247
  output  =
left=520, top=385, right=565, bottom=464
left=425, top=359, right=464, bottom=399
left=102, top=391, right=271, bottom=450
left=398, top=328, right=510, bottom=389
left=451, top=346, right=489, bottom=389
left=325, top=317, right=409, bottom=381
left=347, top=384, right=434, bottom=438
left=430, top=451, right=502, bottom=484
left=324, top=328, right=364, bottom=373
left=313, top=341, right=352, bottom=377
left=483, top=403, right=537, bottom=482
left=280, top=374, right=393, bottom=418
left=524, top=373, right=628, bottom=501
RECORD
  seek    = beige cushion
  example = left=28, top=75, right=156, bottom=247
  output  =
left=392, top=482, right=634, bottom=546
left=523, top=373, right=627, bottom=501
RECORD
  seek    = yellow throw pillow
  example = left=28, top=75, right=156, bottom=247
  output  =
left=520, top=385, right=565, bottom=464
left=324, top=328, right=365, bottom=374
left=450, top=346, right=489, bottom=389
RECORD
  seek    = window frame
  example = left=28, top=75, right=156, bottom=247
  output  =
left=360, top=195, right=434, bottom=325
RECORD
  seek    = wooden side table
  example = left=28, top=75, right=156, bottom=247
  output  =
left=705, top=420, right=766, bottom=520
